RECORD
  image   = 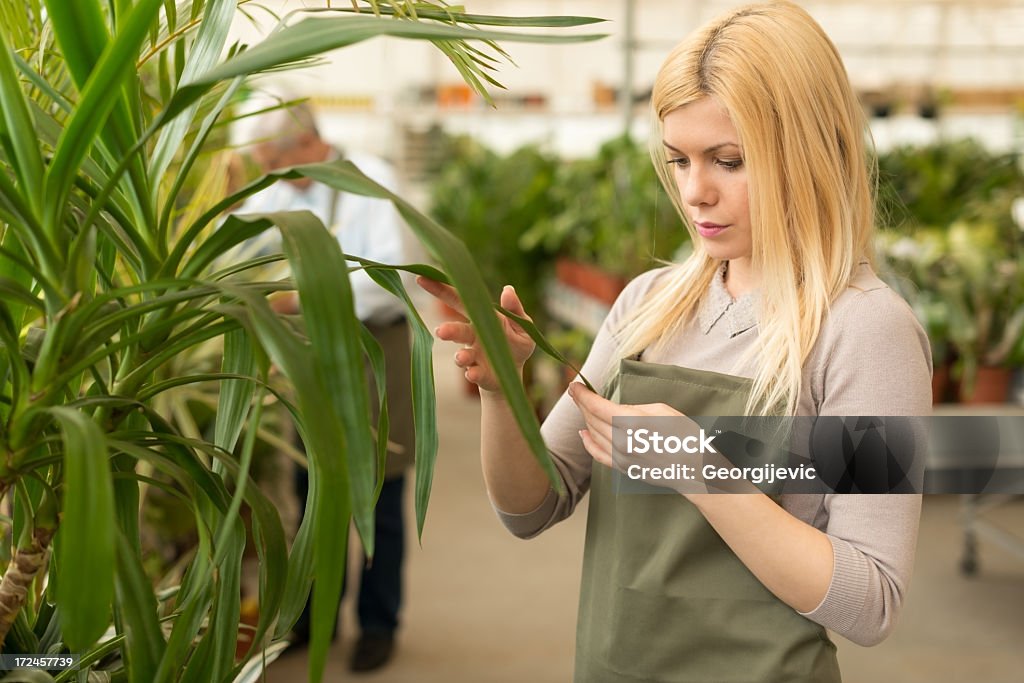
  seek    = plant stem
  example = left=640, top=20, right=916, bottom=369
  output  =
left=0, top=525, right=55, bottom=651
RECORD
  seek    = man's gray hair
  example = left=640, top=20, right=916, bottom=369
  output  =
left=236, top=96, right=321, bottom=151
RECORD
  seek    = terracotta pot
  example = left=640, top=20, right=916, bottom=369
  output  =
left=959, top=365, right=1012, bottom=404
left=555, top=258, right=581, bottom=289
left=555, top=258, right=627, bottom=306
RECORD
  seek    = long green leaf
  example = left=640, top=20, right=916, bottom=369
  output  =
left=149, top=0, right=235, bottom=190
left=364, top=268, right=438, bottom=540
left=270, top=211, right=377, bottom=550
left=40, top=0, right=108, bottom=91
left=497, top=306, right=595, bottom=392
left=0, top=29, right=45, bottom=218
left=358, top=321, right=390, bottom=500
left=14, top=53, right=72, bottom=113
left=118, top=400, right=290, bottom=672
left=160, top=15, right=605, bottom=123
left=199, top=388, right=266, bottom=680
left=47, top=407, right=115, bottom=652
left=43, top=0, right=153, bottom=237
left=182, top=516, right=244, bottom=682
left=114, top=529, right=166, bottom=683
left=214, top=328, right=256, bottom=453
left=0, top=276, right=44, bottom=313
left=299, top=160, right=563, bottom=493
left=228, top=455, right=289, bottom=670
left=42, top=0, right=165, bottom=246
left=157, top=76, right=243, bottom=243
left=215, top=287, right=349, bottom=683
left=331, top=6, right=606, bottom=27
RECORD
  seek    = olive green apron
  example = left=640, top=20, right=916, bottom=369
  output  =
left=574, top=359, right=841, bottom=683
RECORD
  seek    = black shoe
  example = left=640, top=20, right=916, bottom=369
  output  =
left=349, top=633, right=395, bottom=672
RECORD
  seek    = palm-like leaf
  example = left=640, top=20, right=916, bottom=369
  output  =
left=0, top=2, right=605, bottom=681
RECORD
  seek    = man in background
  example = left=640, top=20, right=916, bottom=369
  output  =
left=236, top=99, right=414, bottom=673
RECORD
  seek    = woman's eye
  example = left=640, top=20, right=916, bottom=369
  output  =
left=667, top=157, right=689, bottom=168
left=717, top=158, right=743, bottom=170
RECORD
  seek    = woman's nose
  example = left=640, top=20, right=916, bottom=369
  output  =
left=682, top=167, right=717, bottom=207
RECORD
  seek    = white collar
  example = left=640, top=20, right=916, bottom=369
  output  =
left=697, top=262, right=759, bottom=337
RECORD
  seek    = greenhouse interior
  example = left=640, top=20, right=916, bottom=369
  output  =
left=0, top=1, right=1022, bottom=682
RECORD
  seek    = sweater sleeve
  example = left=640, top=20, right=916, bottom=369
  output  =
left=798, top=283, right=933, bottom=646
left=495, top=267, right=670, bottom=538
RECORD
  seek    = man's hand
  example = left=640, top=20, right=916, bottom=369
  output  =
left=269, top=291, right=300, bottom=315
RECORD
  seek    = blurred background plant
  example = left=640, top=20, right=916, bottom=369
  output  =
left=521, top=134, right=687, bottom=278
left=875, top=138, right=1024, bottom=402
left=429, top=136, right=561, bottom=325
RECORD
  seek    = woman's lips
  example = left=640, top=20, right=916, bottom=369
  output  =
left=696, top=222, right=729, bottom=237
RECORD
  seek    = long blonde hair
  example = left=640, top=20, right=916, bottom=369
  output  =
left=613, top=1, right=876, bottom=416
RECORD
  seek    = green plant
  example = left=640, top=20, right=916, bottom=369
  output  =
left=429, top=136, right=561, bottom=322
left=0, top=2, right=602, bottom=681
left=875, top=139, right=1024, bottom=383
left=878, top=223, right=1024, bottom=388
left=522, top=135, right=688, bottom=278
left=876, top=138, right=1024, bottom=237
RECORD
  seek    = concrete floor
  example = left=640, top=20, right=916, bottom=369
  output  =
left=264, top=302, right=1024, bottom=683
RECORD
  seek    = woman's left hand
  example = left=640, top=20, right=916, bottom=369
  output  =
left=567, top=382, right=753, bottom=496
left=567, top=381, right=685, bottom=467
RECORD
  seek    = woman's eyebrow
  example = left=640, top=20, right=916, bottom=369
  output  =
left=662, top=141, right=740, bottom=155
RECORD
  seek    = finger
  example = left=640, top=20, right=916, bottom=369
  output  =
left=581, top=418, right=615, bottom=458
left=498, top=287, right=533, bottom=338
left=416, top=276, right=468, bottom=319
left=567, top=382, right=619, bottom=423
left=500, top=284, right=532, bottom=318
left=454, top=347, right=480, bottom=368
left=434, top=321, right=477, bottom=346
left=573, top=399, right=615, bottom=456
left=580, top=429, right=612, bottom=468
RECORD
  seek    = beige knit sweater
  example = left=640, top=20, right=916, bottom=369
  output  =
left=497, top=260, right=932, bottom=647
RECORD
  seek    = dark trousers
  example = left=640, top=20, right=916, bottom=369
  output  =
left=292, top=469, right=406, bottom=642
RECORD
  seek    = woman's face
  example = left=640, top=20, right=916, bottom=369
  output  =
left=662, top=97, right=752, bottom=264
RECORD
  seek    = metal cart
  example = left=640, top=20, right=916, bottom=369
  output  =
left=931, top=405, right=1024, bottom=577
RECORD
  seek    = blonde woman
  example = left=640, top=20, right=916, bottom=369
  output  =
left=420, top=2, right=930, bottom=680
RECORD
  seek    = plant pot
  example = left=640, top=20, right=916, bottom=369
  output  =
left=959, top=365, right=1012, bottom=404
left=555, top=258, right=627, bottom=307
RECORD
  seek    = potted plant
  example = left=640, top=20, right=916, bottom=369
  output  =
left=522, top=135, right=689, bottom=304
left=0, top=3, right=602, bottom=680
left=941, top=222, right=1024, bottom=403
left=876, top=139, right=1024, bottom=402
left=429, top=136, right=561, bottom=324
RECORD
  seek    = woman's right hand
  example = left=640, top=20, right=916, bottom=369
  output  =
left=416, top=277, right=536, bottom=394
